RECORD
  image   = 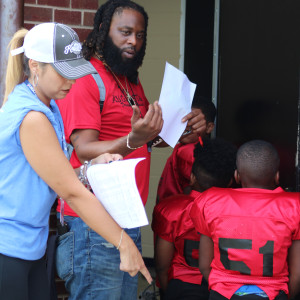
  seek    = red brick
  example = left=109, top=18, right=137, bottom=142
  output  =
left=38, top=0, right=70, bottom=8
left=23, top=23, right=35, bottom=30
left=72, top=0, right=98, bottom=10
left=24, top=6, right=53, bottom=22
left=72, top=27, right=92, bottom=42
left=25, top=0, right=36, bottom=4
left=83, top=11, right=95, bottom=27
left=55, top=10, right=81, bottom=25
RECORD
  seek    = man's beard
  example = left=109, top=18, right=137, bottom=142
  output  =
left=103, top=36, right=145, bottom=83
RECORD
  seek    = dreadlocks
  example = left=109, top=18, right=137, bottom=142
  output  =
left=83, top=0, right=148, bottom=66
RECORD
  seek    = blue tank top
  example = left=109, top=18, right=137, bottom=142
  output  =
left=0, top=81, right=68, bottom=260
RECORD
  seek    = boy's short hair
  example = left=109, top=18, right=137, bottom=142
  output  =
left=237, top=140, right=280, bottom=185
left=192, top=138, right=237, bottom=190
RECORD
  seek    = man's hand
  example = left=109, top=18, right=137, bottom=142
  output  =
left=129, top=101, right=163, bottom=148
left=182, top=107, right=207, bottom=136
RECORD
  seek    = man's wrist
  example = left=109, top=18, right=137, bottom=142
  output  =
left=126, top=132, right=143, bottom=150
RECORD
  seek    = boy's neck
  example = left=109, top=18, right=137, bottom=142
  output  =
left=241, top=182, right=278, bottom=190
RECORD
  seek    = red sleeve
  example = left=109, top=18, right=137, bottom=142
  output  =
left=190, top=192, right=211, bottom=237
left=294, top=226, right=300, bottom=240
left=176, top=143, right=195, bottom=188
left=152, top=199, right=177, bottom=243
left=56, top=74, right=101, bottom=142
left=156, top=144, right=184, bottom=202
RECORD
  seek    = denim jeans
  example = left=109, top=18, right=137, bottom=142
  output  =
left=56, top=215, right=142, bottom=300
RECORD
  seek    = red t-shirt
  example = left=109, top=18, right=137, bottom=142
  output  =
left=190, top=187, right=300, bottom=300
left=156, top=143, right=196, bottom=202
left=56, top=58, right=151, bottom=216
left=152, top=190, right=203, bottom=285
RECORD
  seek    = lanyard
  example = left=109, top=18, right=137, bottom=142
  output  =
left=25, top=80, right=37, bottom=96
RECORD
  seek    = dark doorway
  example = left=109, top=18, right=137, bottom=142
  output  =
left=185, top=0, right=300, bottom=190
left=184, top=0, right=215, bottom=101
left=217, top=0, right=300, bottom=190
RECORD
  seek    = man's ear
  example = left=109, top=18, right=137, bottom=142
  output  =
left=206, top=122, right=215, bottom=135
left=274, top=171, right=280, bottom=185
left=234, top=169, right=240, bottom=185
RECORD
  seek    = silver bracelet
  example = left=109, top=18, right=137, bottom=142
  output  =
left=116, top=229, right=124, bottom=250
left=126, top=132, right=143, bottom=150
left=78, top=160, right=92, bottom=189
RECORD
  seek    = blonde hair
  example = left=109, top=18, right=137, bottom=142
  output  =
left=3, top=28, right=28, bottom=105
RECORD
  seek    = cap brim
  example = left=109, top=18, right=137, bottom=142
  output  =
left=51, top=58, right=97, bottom=80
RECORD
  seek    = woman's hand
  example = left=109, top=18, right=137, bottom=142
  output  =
left=119, top=233, right=153, bottom=284
left=91, top=153, right=123, bottom=165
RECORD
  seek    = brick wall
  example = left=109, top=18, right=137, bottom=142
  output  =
left=23, top=2, right=100, bottom=298
left=24, top=0, right=99, bottom=41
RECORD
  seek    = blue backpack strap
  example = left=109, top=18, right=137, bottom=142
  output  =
left=91, top=73, right=106, bottom=113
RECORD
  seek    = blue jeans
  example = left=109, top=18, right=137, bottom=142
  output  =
left=56, top=215, right=142, bottom=300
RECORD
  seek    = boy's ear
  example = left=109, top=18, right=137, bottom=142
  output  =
left=206, top=122, right=215, bottom=135
left=274, top=171, right=280, bottom=185
left=190, top=173, right=197, bottom=186
left=234, top=169, right=240, bottom=184
left=227, top=178, right=233, bottom=187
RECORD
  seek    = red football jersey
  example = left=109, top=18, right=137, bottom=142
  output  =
left=152, top=190, right=203, bottom=285
left=190, top=187, right=300, bottom=300
left=156, top=143, right=196, bottom=202
left=56, top=58, right=151, bottom=215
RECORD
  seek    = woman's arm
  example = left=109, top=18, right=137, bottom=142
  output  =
left=154, top=236, right=174, bottom=291
left=19, top=110, right=152, bottom=283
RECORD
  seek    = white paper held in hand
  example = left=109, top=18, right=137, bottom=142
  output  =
left=86, top=157, right=148, bottom=229
left=158, top=62, right=196, bottom=148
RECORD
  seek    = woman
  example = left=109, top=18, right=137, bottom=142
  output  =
left=0, top=22, right=151, bottom=300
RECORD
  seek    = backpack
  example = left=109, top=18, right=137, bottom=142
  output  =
left=91, top=73, right=106, bottom=113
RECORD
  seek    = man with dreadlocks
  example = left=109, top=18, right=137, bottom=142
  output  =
left=55, top=0, right=207, bottom=299
left=190, top=140, right=300, bottom=300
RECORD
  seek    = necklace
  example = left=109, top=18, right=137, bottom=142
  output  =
left=95, top=53, right=137, bottom=108
left=111, top=70, right=137, bottom=107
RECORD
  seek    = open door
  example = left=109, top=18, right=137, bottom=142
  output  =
left=185, top=0, right=300, bottom=190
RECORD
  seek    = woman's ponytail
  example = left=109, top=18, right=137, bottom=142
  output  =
left=3, top=28, right=28, bottom=105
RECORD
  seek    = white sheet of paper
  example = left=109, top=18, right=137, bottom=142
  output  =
left=86, top=158, right=148, bottom=229
left=158, top=62, right=196, bottom=148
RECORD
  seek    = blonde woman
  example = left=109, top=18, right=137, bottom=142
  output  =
left=0, top=22, right=151, bottom=300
